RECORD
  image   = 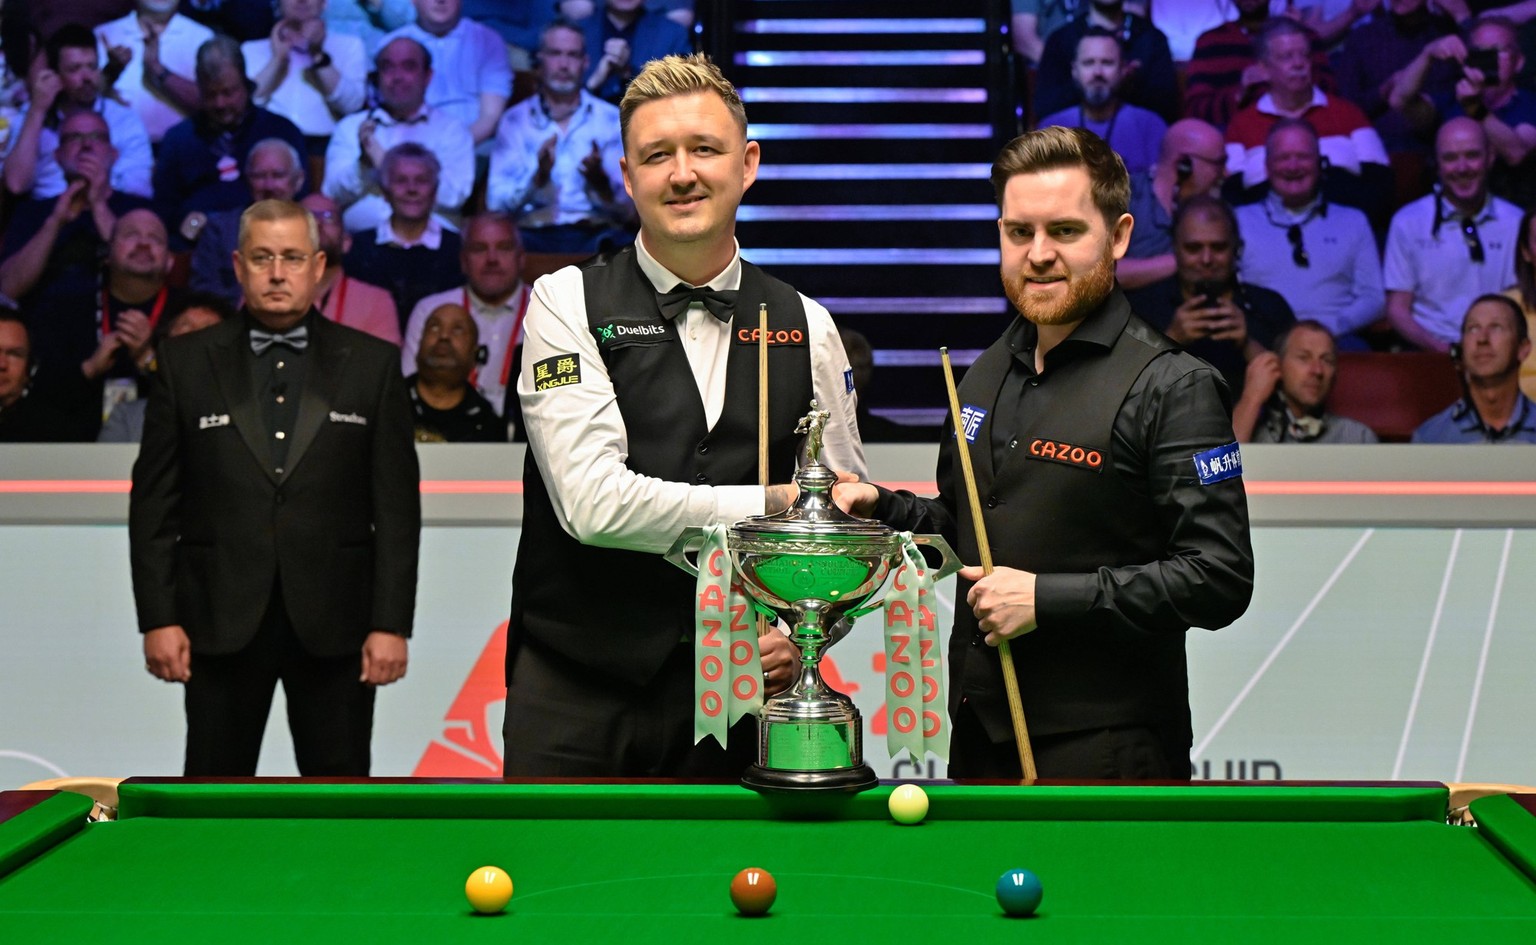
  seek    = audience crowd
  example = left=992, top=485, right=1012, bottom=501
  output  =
left=0, top=0, right=1534, bottom=446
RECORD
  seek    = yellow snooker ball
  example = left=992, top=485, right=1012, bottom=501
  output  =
left=888, top=784, right=929, bottom=825
left=465, top=865, right=514, bottom=914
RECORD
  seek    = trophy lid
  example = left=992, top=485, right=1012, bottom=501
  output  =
left=731, top=402, right=894, bottom=543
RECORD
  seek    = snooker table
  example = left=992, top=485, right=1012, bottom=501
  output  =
left=1, top=780, right=1534, bottom=943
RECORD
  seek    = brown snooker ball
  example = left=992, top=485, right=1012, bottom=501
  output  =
left=729, top=867, right=777, bottom=916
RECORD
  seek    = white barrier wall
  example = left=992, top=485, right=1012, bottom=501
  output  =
left=4, top=445, right=1533, bottom=787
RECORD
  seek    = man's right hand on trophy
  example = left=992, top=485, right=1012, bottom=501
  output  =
left=766, top=470, right=863, bottom=515
left=832, top=480, right=879, bottom=518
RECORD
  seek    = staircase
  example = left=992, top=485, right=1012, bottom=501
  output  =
left=709, top=0, right=1015, bottom=434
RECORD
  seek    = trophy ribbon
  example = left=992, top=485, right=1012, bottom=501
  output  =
left=693, top=525, right=766, bottom=747
left=882, top=533, right=950, bottom=763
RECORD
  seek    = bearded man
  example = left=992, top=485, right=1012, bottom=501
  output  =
left=835, top=126, right=1254, bottom=780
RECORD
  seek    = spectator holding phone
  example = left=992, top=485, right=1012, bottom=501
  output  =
left=1126, top=195, right=1295, bottom=399
left=1388, top=14, right=1536, bottom=203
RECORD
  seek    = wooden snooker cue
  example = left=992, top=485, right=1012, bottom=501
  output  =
left=939, top=347, right=1038, bottom=783
left=757, top=303, right=772, bottom=644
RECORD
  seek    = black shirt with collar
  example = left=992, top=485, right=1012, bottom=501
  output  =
left=1126, top=277, right=1295, bottom=399
left=243, top=308, right=314, bottom=471
left=405, top=374, right=508, bottom=443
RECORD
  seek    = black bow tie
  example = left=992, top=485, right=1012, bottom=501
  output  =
left=250, top=325, right=309, bottom=355
left=657, top=284, right=737, bottom=322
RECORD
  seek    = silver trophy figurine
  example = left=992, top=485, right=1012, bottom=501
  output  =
left=666, top=402, right=960, bottom=792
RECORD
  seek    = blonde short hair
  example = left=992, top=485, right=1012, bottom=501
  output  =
left=619, top=53, right=747, bottom=147
left=990, top=126, right=1129, bottom=227
left=238, top=199, right=319, bottom=253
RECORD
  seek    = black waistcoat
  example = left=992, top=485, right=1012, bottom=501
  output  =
left=509, top=247, right=814, bottom=685
left=950, top=296, right=1193, bottom=751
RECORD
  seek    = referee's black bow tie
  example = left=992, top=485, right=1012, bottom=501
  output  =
left=657, top=283, right=737, bottom=322
left=249, top=325, right=309, bottom=354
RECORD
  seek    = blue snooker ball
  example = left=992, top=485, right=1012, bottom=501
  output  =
left=996, top=868, right=1043, bottom=917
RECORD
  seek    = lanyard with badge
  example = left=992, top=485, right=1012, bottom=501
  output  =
left=466, top=284, right=531, bottom=390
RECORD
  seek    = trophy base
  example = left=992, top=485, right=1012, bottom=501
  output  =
left=741, top=762, right=879, bottom=794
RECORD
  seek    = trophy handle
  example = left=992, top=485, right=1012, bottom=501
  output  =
left=846, top=534, right=965, bottom=620
left=663, top=527, right=708, bottom=577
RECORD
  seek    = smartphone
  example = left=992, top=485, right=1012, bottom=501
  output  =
left=1191, top=279, right=1227, bottom=307
left=1465, top=48, right=1500, bottom=78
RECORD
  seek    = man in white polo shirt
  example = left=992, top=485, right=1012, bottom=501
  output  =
left=1384, top=116, right=1521, bottom=352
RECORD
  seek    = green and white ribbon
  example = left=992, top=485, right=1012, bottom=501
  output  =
left=882, top=533, right=949, bottom=764
left=692, top=525, right=764, bottom=748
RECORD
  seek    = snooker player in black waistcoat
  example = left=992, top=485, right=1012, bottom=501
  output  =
left=129, top=198, right=420, bottom=776
left=503, top=53, right=868, bottom=778
left=837, top=127, right=1254, bottom=780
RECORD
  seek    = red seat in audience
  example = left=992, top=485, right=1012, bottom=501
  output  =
left=1329, top=352, right=1463, bottom=442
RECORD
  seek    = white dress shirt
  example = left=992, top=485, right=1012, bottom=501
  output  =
left=382, top=18, right=512, bottom=131
left=242, top=32, right=367, bottom=136
left=486, top=91, right=629, bottom=227
left=403, top=282, right=530, bottom=415
left=322, top=103, right=475, bottom=232
left=518, top=237, right=867, bottom=553
left=94, top=12, right=214, bottom=142
left=28, top=97, right=153, bottom=198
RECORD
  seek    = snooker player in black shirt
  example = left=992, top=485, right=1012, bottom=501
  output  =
left=837, top=127, right=1254, bottom=780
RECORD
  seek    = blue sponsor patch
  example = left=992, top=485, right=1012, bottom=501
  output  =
left=844, top=367, right=855, bottom=394
left=1193, top=442, right=1243, bottom=485
left=958, top=404, right=987, bottom=443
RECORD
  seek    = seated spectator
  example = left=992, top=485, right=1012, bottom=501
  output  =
left=0, top=311, right=104, bottom=442
left=1333, top=0, right=1460, bottom=158
left=403, top=212, right=528, bottom=426
left=0, top=112, right=152, bottom=418
left=578, top=0, right=691, bottom=105
left=177, top=0, right=278, bottom=41
left=1504, top=204, right=1536, bottom=401
left=385, top=0, right=511, bottom=145
left=1036, top=28, right=1166, bottom=175
left=406, top=301, right=507, bottom=442
left=487, top=19, right=633, bottom=255
left=95, top=0, right=214, bottom=143
left=470, top=0, right=560, bottom=68
left=97, top=292, right=234, bottom=443
left=245, top=0, right=369, bottom=142
left=153, top=37, right=308, bottom=247
left=1234, top=120, right=1383, bottom=347
left=1034, top=0, right=1178, bottom=125
left=1126, top=195, right=1295, bottom=398
left=323, top=36, right=475, bottom=232
left=325, top=0, right=415, bottom=57
left=1233, top=320, right=1379, bottom=443
left=344, top=142, right=464, bottom=329
left=1183, top=0, right=1334, bottom=130
left=1224, top=19, right=1390, bottom=223
left=189, top=139, right=308, bottom=305
left=1412, top=294, right=1536, bottom=442
left=1384, top=117, right=1520, bottom=351
left=1009, top=0, right=1079, bottom=65
left=303, top=192, right=402, bottom=345
left=1389, top=15, right=1536, bottom=206
left=837, top=326, right=927, bottom=442
left=1119, top=118, right=1227, bottom=290
left=4, top=24, right=153, bottom=200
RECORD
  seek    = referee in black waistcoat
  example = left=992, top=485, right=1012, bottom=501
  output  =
left=130, top=198, right=420, bottom=776
left=838, top=127, right=1254, bottom=780
left=503, top=54, right=868, bottom=778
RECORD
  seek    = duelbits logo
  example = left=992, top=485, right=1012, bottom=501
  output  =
left=597, top=322, right=666, bottom=343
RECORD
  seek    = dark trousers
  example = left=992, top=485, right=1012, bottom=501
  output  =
left=948, top=699, right=1183, bottom=781
left=183, top=583, right=375, bottom=776
left=502, top=641, right=756, bottom=778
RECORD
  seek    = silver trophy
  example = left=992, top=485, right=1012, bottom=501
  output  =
left=666, top=403, right=961, bottom=792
